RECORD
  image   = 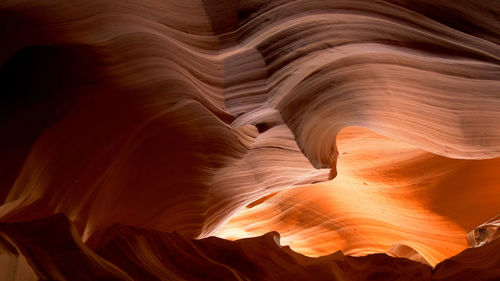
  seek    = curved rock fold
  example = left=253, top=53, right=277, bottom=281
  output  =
left=1, top=0, right=499, bottom=280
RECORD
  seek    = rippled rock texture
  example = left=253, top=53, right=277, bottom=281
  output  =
left=1, top=0, right=499, bottom=280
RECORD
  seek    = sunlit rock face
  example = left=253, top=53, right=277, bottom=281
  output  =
left=1, top=0, right=499, bottom=280
left=217, top=127, right=500, bottom=266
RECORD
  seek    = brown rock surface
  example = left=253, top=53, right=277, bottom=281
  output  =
left=1, top=0, right=499, bottom=280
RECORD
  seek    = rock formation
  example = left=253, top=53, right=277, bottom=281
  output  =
left=0, top=0, right=499, bottom=280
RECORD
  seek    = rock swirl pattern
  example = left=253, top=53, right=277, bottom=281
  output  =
left=0, top=0, right=499, bottom=280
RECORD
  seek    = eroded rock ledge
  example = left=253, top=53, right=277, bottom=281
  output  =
left=2, top=215, right=500, bottom=281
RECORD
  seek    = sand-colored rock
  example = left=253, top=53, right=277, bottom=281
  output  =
left=1, top=0, right=499, bottom=279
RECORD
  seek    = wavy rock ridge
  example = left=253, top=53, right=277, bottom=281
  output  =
left=217, top=126, right=500, bottom=266
left=3, top=214, right=500, bottom=281
left=1, top=0, right=499, bottom=280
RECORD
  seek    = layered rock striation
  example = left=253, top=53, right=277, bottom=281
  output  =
left=1, top=0, right=499, bottom=280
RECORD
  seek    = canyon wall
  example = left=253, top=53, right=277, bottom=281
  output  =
left=1, top=0, right=499, bottom=280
